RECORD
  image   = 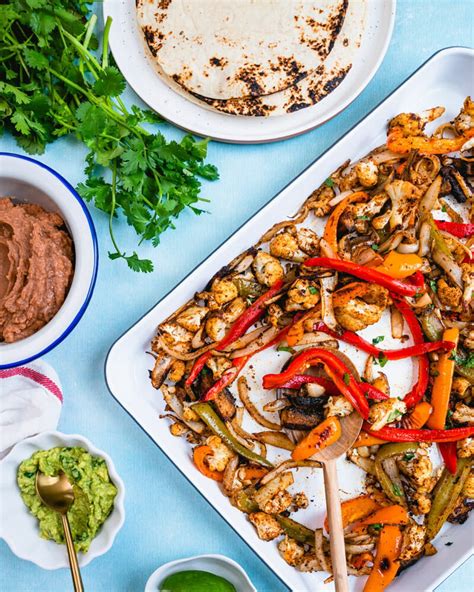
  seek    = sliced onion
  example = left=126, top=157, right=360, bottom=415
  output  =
left=231, top=253, right=254, bottom=273
left=328, top=189, right=354, bottom=207
left=161, top=385, right=205, bottom=433
left=157, top=336, right=216, bottom=361
left=263, top=399, right=289, bottom=413
left=253, top=431, right=295, bottom=451
left=222, top=454, right=240, bottom=497
left=433, top=248, right=463, bottom=287
left=345, top=543, right=375, bottom=554
left=315, top=529, right=330, bottom=572
left=191, top=325, right=205, bottom=349
left=379, top=231, right=404, bottom=254
left=347, top=566, right=372, bottom=576
left=418, top=221, right=432, bottom=257
left=390, top=305, right=404, bottom=339
left=150, top=354, right=172, bottom=389
left=397, top=241, right=419, bottom=254
left=237, top=377, right=281, bottom=430
left=320, top=274, right=338, bottom=330
left=419, top=175, right=442, bottom=215
left=258, top=221, right=295, bottom=244
left=230, top=326, right=280, bottom=359
left=260, top=459, right=321, bottom=485
left=369, top=149, right=401, bottom=164
left=223, top=324, right=268, bottom=352
left=439, top=230, right=473, bottom=261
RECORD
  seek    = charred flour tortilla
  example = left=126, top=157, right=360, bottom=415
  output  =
left=137, top=0, right=349, bottom=100
left=149, top=0, right=364, bottom=117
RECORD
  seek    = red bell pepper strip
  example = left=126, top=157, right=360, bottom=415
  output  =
left=391, top=297, right=430, bottom=409
left=277, top=374, right=340, bottom=394
left=304, top=257, right=420, bottom=297
left=314, top=322, right=455, bottom=361
left=438, top=442, right=458, bottom=474
left=186, top=280, right=284, bottom=386
left=435, top=221, right=474, bottom=238
left=363, top=423, right=474, bottom=443
left=201, top=356, right=249, bottom=401
left=358, top=382, right=390, bottom=401
left=262, top=347, right=370, bottom=419
left=408, top=270, right=426, bottom=289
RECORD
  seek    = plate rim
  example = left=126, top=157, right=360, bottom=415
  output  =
left=103, top=0, right=397, bottom=143
left=104, top=47, right=474, bottom=591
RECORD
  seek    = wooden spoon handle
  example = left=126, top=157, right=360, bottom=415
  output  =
left=61, top=514, right=84, bottom=592
left=322, top=460, right=349, bottom=592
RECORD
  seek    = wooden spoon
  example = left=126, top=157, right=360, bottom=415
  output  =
left=312, top=411, right=363, bottom=592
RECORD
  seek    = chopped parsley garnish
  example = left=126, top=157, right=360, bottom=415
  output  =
left=441, top=205, right=447, bottom=213
left=449, top=351, right=474, bottom=368
left=386, top=409, right=403, bottom=423
left=429, top=280, right=438, bottom=293
left=356, top=215, right=370, bottom=221
left=343, top=373, right=350, bottom=385
left=377, top=353, right=389, bottom=367
left=371, top=244, right=380, bottom=251
left=371, top=523, right=383, bottom=532
left=324, top=177, right=335, bottom=188
left=309, top=286, right=319, bottom=295
left=372, top=336, right=385, bottom=345
left=403, top=452, right=415, bottom=461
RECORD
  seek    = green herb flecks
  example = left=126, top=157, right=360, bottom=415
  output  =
left=0, top=1, right=218, bottom=272
left=372, top=335, right=385, bottom=345
left=277, top=345, right=296, bottom=354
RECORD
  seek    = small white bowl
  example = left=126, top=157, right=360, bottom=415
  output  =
left=0, top=153, right=98, bottom=369
left=0, top=431, right=125, bottom=569
left=145, top=554, right=256, bottom=592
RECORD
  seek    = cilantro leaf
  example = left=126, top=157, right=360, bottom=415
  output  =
left=93, top=66, right=126, bottom=97
left=124, top=252, right=153, bottom=273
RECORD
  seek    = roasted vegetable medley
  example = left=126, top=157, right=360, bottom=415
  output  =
left=149, top=98, right=474, bottom=590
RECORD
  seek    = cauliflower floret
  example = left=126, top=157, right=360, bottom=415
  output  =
left=389, top=107, right=445, bottom=136
left=399, top=524, right=426, bottom=562
left=454, top=96, right=474, bottom=134
left=182, top=405, right=200, bottom=423
left=308, top=184, right=335, bottom=217
left=452, top=403, right=474, bottom=426
left=205, top=315, right=228, bottom=341
left=249, top=512, right=283, bottom=541
left=465, top=330, right=474, bottom=351
left=169, top=421, right=188, bottom=437
left=278, top=536, right=305, bottom=566
left=206, top=356, right=233, bottom=380
left=355, top=160, right=379, bottom=188
left=285, top=279, right=320, bottom=311
left=167, top=359, right=186, bottom=383
left=292, top=492, right=309, bottom=510
left=461, top=263, right=474, bottom=308
left=325, top=395, right=353, bottom=418
left=437, top=279, right=462, bottom=309
left=368, top=399, right=407, bottom=431
left=160, top=322, right=193, bottom=352
left=297, top=553, right=321, bottom=573
left=462, top=470, right=474, bottom=498
left=270, top=232, right=306, bottom=262
left=333, top=282, right=390, bottom=332
left=204, top=436, right=234, bottom=472
left=296, top=227, right=320, bottom=255
left=398, top=445, right=435, bottom=492
left=260, top=490, right=293, bottom=515
left=254, top=471, right=294, bottom=512
left=176, top=305, right=209, bottom=332
left=211, top=278, right=238, bottom=306
left=223, top=297, right=246, bottom=322
left=452, top=377, right=471, bottom=400
left=252, top=251, right=285, bottom=286
left=457, top=437, right=474, bottom=458
left=267, top=303, right=284, bottom=327
left=411, top=491, right=432, bottom=515
left=385, top=180, right=421, bottom=231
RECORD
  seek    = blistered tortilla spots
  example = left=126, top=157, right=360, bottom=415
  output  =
left=209, top=57, right=228, bottom=68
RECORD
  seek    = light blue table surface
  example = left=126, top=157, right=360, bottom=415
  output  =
left=1, top=1, right=473, bottom=590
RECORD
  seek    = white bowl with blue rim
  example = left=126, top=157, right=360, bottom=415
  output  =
left=0, top=153, right=98, bottom=368
left=145, top=554, right=257, bottom=592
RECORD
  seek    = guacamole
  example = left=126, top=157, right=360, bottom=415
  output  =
left=17, top=447, right=117, bottom=553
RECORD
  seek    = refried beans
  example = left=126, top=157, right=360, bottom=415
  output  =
left=0, top=198, right=74, bottom=343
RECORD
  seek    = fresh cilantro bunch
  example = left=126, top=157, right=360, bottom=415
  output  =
left=0, top=0, right=218, bottom=272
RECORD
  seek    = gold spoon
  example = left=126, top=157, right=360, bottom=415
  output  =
left=36, top=471, right=84, bottom=592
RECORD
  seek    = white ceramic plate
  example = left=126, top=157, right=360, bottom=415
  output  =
left=103, top=0, right=396, bottom=143
left=0, top=431, right=125, bottom=569
left=145, top=554, right=256, bottom=592
left=105, top=48, right=474, bottom=591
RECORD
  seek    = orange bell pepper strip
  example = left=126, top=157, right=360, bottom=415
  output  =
left=375, top=251, right=423, bottom=279
left=400, top=402, right=432, bottom=430
left=353, top=431, right=386, bottom=448
left=240, top=466, right=268, bottom=481
left=354, top=505, right=409, bottom=529
left=387, top=127, right=474, bottom=155
left=363, top=525, right=403, bottom=592
left=427, top=327, right=460, bottom=429
left=324, top=494, right=381, bottom=532
left=291, top=416, right=341, bottom=461
left=351, top=552, right=374, bottom=570
left=193, top=445, right=224, bottom=481
left=323, top=191, right=368, bottom=257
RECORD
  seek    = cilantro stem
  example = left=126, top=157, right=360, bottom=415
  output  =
left=108, top=161, right=123, bottom=258
left=102, top=17, right=112, bottom=69
left=83, top=14, right=97, bottom=51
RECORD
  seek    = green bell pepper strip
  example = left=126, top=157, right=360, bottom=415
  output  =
left=374, top=442, right=418, bottom=505
left=420, top=311, right=444, bottom=342
left=193, top=402, right=273, bottom=468
left=276, top=515, right=315, bottom=546
left=233, top=488, right=259, bottom=513
left=426, top=457, right=472, bottom=540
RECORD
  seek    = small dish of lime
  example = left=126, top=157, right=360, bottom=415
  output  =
left=145, top=555, right=256, bottom=592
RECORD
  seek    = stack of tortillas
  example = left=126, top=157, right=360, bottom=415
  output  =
left=136, top=0, right=366, bottom=117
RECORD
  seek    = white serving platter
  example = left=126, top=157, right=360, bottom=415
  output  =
left=105, top=48, right=474, bottom=591
left=103, top=0, right=396, bottom=143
